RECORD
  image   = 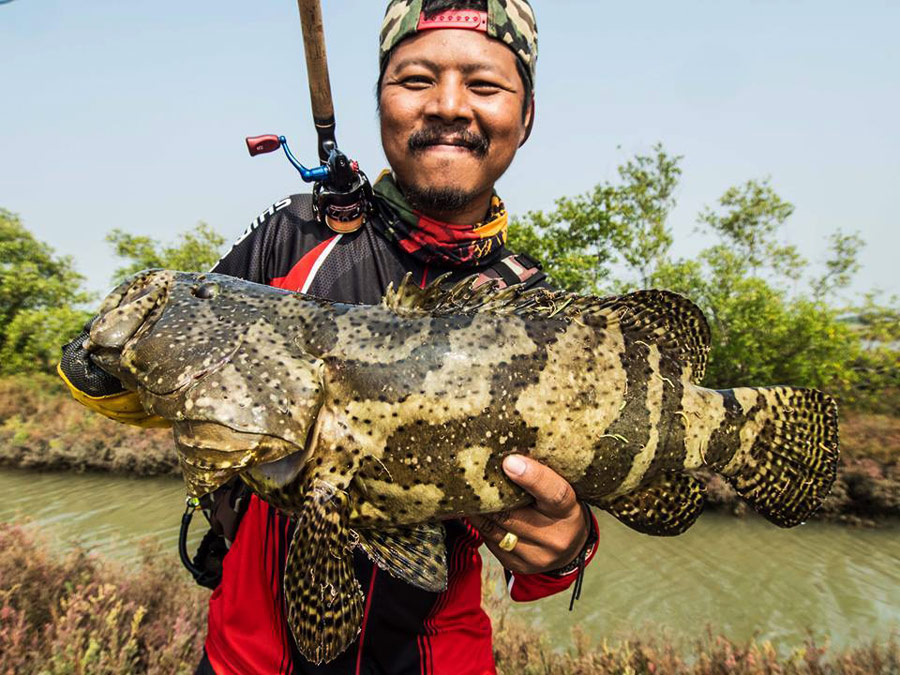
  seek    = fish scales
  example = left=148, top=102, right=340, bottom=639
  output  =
left=85, top=269, right=840, bottom=664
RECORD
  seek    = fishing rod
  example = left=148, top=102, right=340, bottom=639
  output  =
left=245, top=0, right=373, bottom=234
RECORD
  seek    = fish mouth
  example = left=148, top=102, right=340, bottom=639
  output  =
left=90, top=271, right=175, bottom=346
left=175, top=422, right=306, bottom=498
left=86, top=271, right=173, bottom=385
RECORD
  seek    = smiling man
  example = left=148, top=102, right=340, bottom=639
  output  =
left=197, top=3, right=601, bottom=673
left=59, top=1, right=599, bottom=673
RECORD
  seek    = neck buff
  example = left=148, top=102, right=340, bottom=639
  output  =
left=372, top=171, right=508, bottom=267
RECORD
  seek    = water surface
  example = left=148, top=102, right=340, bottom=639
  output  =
left=2, top=467, right=897, bottom=650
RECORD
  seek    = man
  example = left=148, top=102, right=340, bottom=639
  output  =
left=60, top=1, right=598, bottom=673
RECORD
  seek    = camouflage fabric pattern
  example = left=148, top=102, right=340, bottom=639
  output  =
left=380, top=0, right=538, bottom=84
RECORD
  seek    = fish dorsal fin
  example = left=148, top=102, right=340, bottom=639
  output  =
left=592, top=289, right=711, bottom=382
left=383, top=273, right=530, bottom=316
left=382, top=277, right=710, bottom=381
left=382, top=273, right=599, bottom=319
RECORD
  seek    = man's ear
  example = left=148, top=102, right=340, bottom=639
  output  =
left=520, top=97, right=535, bottom=146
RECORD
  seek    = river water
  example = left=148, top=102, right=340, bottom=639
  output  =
left=2, top=467, right=897, bottom=651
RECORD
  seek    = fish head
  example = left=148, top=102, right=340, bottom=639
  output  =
left=89, top=270, right=278, bottom=395
left=88, top=270, right=327, bottom=497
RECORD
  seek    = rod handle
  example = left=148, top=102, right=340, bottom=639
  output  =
left=297, top=0, right=337, bottom=162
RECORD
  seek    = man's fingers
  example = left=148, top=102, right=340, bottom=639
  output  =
left=468, top=509, right=546, bottom=542
left=467, top=514, right=502, bottom=538
left=469, top=514, right=528, bottom=551
left=469, top=516, right=550, bottom=574
left=502, top=454, right=579, bottom=519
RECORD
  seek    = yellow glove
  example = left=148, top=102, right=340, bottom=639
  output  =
left=57, top=362, right=171, bottom=429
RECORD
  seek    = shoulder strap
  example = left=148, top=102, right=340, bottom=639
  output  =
left=475, top=251, right=547, bottom=290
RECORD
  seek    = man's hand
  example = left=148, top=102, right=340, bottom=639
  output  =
left=58, top=326, right=170, bottom=429
left=468, top=454, right=590, bottom=575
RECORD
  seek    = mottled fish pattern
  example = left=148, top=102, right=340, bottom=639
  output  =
left=86, top=270, right=839, bottom=664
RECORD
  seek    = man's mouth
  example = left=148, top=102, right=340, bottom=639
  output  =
left=421, top=143, right=476, bottom=157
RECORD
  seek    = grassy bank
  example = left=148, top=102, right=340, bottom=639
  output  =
left=1, top=522, right=896, bottom=675
left=1, top=374, right=898, bottom=524
left=0, top=522, right=207, bottom=674
left=0, top=374, right=175, bottom=476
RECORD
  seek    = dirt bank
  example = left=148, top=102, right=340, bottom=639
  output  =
left=2, top=375, right=898, bottom=525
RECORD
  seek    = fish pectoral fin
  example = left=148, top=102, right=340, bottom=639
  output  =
left=356, top=523, right=448, bottom=593
left=602, top=472, right=706, bottom=536
left=284, top=480, right=364, bottom=665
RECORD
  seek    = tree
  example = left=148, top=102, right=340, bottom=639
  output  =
left=509, top=147, right=894, bottom=406
left=106, top=222, right=226, bottom=283
left=697, top=178, right=797, bottom=277
left=1, top=305, right=93, bottom=374
left=0, top=209, right=93, bottom=373
left=653, top=180, right=864, bottom=394
left=842, top=292, right=900, bottom=414
left=611, top=144, right=681, bottom=286
left=653, top=248, right=861, bottom=392
left=508, top=187, right=621, bottom=293
left=812, top=231, right=865, bottom=300
left=508, top=144, right=682, bottom=293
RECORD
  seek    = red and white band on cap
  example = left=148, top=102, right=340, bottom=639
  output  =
left=416, top=9, right=488, bottom=32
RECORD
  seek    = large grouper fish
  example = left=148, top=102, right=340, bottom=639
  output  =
left=84, top=269, right=838, bottom=663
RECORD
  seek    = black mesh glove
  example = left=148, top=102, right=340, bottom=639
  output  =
left=57, top=322, right=170, bottom=428
left=59, top=326, right=127, bottom=397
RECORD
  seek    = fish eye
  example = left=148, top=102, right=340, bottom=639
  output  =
left=192, top=282, right=219, bottom=300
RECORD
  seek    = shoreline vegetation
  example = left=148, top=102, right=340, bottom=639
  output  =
left=1, top=522, right=897, bottom=675
left=1, top=374, right=897, bottom=526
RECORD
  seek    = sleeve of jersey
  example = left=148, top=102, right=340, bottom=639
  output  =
left=505, top=509, right=600, bottom=602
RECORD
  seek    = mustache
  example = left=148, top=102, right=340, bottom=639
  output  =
left=407, top=126, right=490, bottom=157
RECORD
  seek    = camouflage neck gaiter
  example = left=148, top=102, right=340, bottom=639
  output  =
left=372, top=171, right=508, bottom=268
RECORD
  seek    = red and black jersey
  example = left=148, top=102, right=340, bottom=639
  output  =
left=204, top=194, right=597, bottom=675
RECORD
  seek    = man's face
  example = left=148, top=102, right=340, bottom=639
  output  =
left=379, top=29, right=531, bottom=220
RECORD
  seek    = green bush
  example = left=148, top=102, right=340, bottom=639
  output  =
left=0, top=209, right=92, bottom=374
left=508, top=149, right=898, bottom=411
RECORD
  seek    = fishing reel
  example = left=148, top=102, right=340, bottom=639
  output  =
left=246, top=134, right=373, bottom=234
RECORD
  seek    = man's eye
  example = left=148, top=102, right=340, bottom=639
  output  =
left=401, top=76, right=432, bottom=88
left=469, top=81, right=502, bottom=94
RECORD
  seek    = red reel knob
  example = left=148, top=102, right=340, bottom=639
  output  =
left=245, top=135, right=281, bottom=156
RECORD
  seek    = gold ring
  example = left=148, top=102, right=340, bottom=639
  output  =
left=498, top=532, right=519, bottom=552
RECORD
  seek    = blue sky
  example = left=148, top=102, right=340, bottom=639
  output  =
left=2, top=0, right=897, bottom=300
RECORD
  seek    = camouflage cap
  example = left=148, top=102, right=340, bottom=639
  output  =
left=379, top=0, right=538, bottom=85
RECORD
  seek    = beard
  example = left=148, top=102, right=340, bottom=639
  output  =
left=401, top=183, right=481, bottom=214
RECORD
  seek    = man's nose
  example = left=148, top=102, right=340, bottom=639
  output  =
left=424, top=77, right=472, bottom=124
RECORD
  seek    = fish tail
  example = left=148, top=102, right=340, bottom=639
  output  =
left=716, top=387, right=839, bottom=527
